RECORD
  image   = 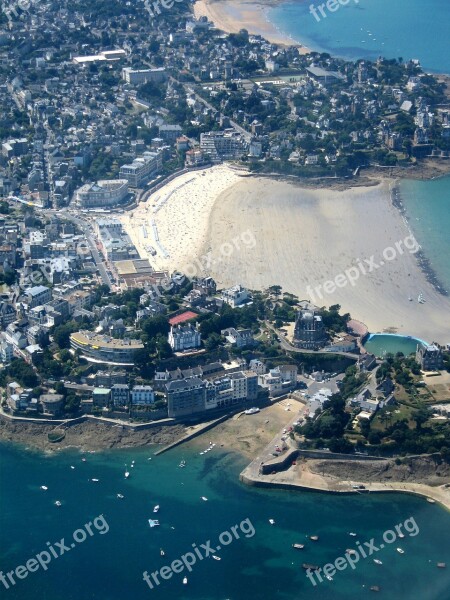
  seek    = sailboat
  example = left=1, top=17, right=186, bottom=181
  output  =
left=125, top=466, right=130, bottom=479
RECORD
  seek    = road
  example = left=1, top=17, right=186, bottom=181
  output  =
left=45, top=209, right=114, bottom=290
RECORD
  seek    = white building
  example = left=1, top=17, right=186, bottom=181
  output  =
left=119, top=151, right=162, bottom=188
left=75, top=180, right=128, bottom=208
left=221, top=285, right=251, bottom=308
left=131, top=385, right=155, bottom=405
left=121, top=67, right=166, bottom=85
left=168, top=324, right=201, bottom=352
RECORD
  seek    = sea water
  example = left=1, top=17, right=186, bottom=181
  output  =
left=1, top=441, right=449, bottom=599
left=268, top=0, right=450, bottom=73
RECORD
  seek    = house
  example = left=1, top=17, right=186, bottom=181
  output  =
left=416, top=343, right=443, bottom=371
left=294, top=309, right=328, bottom=350
left=130, top=385, right=155, bottom=405
left=111, top=384, right=130, bottom=407
left=168, top=323, right=201, bottom=352
left=221, top=327, right=256, bottom=348
left=221, top=285, right=251, bottom=308
left=358, top=353, right=377, bottom=372
left=40, top=394, right=64, bottom=417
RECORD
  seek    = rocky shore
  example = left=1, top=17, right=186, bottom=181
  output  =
left=0, top=416, right=186, bottom=452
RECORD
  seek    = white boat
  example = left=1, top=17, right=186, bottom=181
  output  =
left=40, top=485, right=48, bottom=491
left=397, top=548, right=405, bottom=554
left=117, top=494, right=124, bottom=499
left=398, top=532, right=405, bottom=538
left=81, top=458, right=86, bottom=462
left=212, top=555, right=221, bottom=561
left=349, top=532, right=357, bottom=537
left=269, top=519, right=275, bottom=525
left=160, top=549, right=165, bottom=556
left=70, top=466, right=75, bottom=470
left=148, top=519, right=160, bottom=528
left=55, top=500, right=62, bottom=507
left=183, top=577, right=188, bottom=585
left=125, top=471, right=130, bottom=479
left=201, top=496, right=208, bottom=502
left=91, top=478, right=99, bottom=482
left=325, top=574, right=333, bottom=581
left=374, top=559, right=383, bottom=565
left=244, top=407, right=260, bottom=415
left=153, top=505, right=160, bottom=513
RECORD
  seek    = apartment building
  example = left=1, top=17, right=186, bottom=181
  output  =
left=75, top=179, right=129, bottom=208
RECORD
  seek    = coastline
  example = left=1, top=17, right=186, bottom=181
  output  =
left=193, top=0, right=310, bottom=51
left=202, top=175, right=450, bottom=343
left=120, top=167, right=450, bottom=343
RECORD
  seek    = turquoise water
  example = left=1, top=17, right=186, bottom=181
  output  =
left=401, top=176, right=450, bottom=294
left=1, top=442, right=449, bottom=599
left=268, top=0, right=450, bottom=73
left=363, top=333, right=425, bottom=357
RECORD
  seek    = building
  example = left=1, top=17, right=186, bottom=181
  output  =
left=95, top=370, right=127, bottom=387
left=22, top=285, right=52, bottom=309
left=70, top=331, right=144, bottom=365
left=168, top=323, right=201, bottom=352
left=119, top=151, right=162, bottom=188
left=0, top=301, right=16, bottom=328
left=294, top=309, right=328, bottom=350
left=259, top=365, right=297, bottom=398
left=166, top=376, right=206, bottom=418
left=200, top=130, right=249, bottom=162
left=75, top=180, right=129, bottom=209
left=121, top=67, right=166, bottom=85
left=306, top=66, right=345, bottom=85
left=111, top=384, right=130, bottom=407
left=416, top=343, right=444, bottom=371
left=130, top=385, right=155, bottom=405
left=221, top=285, right=251, bottom=308
left=40, top=394, right=64, bottom=417
left=221, top=327, right=255, bottom=348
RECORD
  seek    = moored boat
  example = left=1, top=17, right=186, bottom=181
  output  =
left=310, top=535, right=319, bottom=541
left=292, top=543, right=305, bottom=550
left=148, top=519, right=160, bottom=528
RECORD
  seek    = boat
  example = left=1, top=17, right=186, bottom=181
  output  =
left=183, top=577, right=188, bottom=585
left=91, top=478, right=99, bottom=482
left=310, top=535, right=319, bottom=541
left=437, top=562, right=446, bottom=568
left=269, top=519, right=275, bottom=525
left=427, top=498, right=436, bottom=504
left=148, top=519, right=160, bottom=528
left=244, top=407, right=260, bottom=415
left=153, top=505, right=160, bottom=513
left=370, top=586, right=381, bottom=592
left=397, top=548, right=404, bottom=554
left=302, top=563, right=319, bottom=571
left=398, top=532, right=405, bottom=538
left=349, top=532, right=357, bottom=537
left=325, top=575, right=333, bottom=581
left=160, top=549, right=165, bottom=556
left=201, top=496, right=208, bottom=502
left=292, top=543, right=305, bottom=550
left=125, top=470, right=130, bottom=479
left=117, top=494, right=124, bottom=499
left=55, top=501, right=62, bottom=507
left=81, top=458, right=86, bottom=462
left=70, top=466, right=75, bottom=470
left=212, top=555, right=221, bottom=561
left=40, top=485, right=48, bottom=491
left=373, top=559, right=383, bottom=565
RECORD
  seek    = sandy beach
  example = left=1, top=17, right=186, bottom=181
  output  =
left=119, top=165, right=245, bottom=274
left=204, top=177, right=450, bottom=343
left=193, top=0, right=310, bottom=50
left=121, top=168, right=450, bottom=343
